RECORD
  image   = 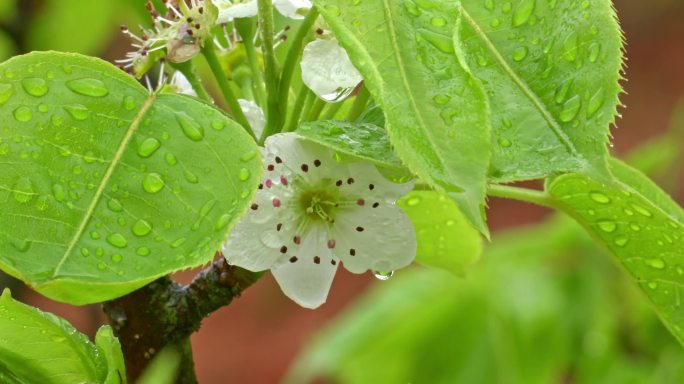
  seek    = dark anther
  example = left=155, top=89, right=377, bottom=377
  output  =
left=314, top=159, right=321, bottom=167
left=313, top=256, right=321, bottom=264
left=356, top=226, right=364, bottom=232
left=350, top=249, right=356, bottom=256
left=250, top=203, right=259, bottom=210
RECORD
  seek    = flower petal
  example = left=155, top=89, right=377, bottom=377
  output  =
left=271, top=225, right=338, bottom=308
left=337, top=161, right=414, bottom=201
left=332, top=202, right=416, bottom=274
left=239, top=99, right=266, bottom=139
left=169, top=71, right=197, bottom=97
left=273, top=0, right=312, bottom=19
left=264, top=133, right=347, bottom=185
left=301, top=39, right=363, bottom=102
left=216, top=0, right=259, bottom=23
left=223, top=188, right=297, bottom=271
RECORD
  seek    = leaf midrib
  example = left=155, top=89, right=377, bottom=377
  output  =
left=51, top=94, right=157, bottom=278
left=458, top=5, right=577, bottom=156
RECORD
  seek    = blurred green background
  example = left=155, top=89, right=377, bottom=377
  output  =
left=1, top=1, right=684, bottom=383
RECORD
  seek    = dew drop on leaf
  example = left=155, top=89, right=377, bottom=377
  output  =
left=589, top=192, right=610, bottom=204
left=66, top=78, right=109, bottom=97
left=21, top=78, right=49, bottom=97
left=107, top=233, right=128, bottom=249
left=64, top=104, right=90, bottom=121
left=142, top=173, right=165, bottom=194
left=13, top=106, right=32, bottom=122
left=0, top=83, right=13, bottom=105
left=12, top=177, right=34, bottom=203
left=176, top=112, right=204, bottom=141
left=138, top=138, right=161, bottom=158
left=132, top=219, right=153, bottom=237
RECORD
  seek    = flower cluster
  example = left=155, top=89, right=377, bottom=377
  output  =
left=116, top=0, right=217, bottom=77
left=223, top=133, right=416, bottom=308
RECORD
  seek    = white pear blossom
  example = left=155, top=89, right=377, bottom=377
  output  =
left=169, top=71, right=198, bottom=96
left=222, top=133, right=416, bottom=308
left=216, top=0, right=312, bottom=23
left=301, top=38, right=363, bottom=102
left=238, top=99, right=266, bottom=139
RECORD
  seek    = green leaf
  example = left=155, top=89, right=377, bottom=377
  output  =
left=137, top=347, right=182, bottom=384
left=0, top=52, right=261, bottom=304
left=454, top=0, right=623, bottom=182
left=398, top=191, right=482, bottom=275
left=548, top=158, right=684, bottom=346
left=314, top=0, right=492, bottom=234
left=297, top=120, right=404, bottom=170
left=0, top=289, right=124, bottom=383
left=95, top=326, right=127, bottom=384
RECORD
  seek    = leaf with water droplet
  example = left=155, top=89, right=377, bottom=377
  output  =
left=0, top=289, right=125, bottom=383
left=548, top=158, right=684, bottom=347
left=0, top=52, right=262, bottom=305
left=315, top=0, right=491, bottom=235
left=453, top=0, right=623, bottom=183
left=398, top=191, right=482, bottom=275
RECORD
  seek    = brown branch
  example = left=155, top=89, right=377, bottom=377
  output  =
left=102, top=254, right=261, bottom=383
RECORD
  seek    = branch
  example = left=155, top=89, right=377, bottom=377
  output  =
left=102, top=254, right=260, bottom=383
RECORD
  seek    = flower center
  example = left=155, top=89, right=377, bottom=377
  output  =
left=298, top=188, right=339, bottom=223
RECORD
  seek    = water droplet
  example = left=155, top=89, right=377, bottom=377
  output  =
left=81, top=248, right=90, bottom=257
left=132, top=219, right=152, bottom=237
left=238, top=168, right=251, bottom=181
left=171, top=238, right=187, bottom=248
left=211, top=120, right=225, bottom=130
left=404, top=0, right=421, bottom=16
left=433, top=94, right=451, bottom=105
left=123, top=95, right=137, bottom=110
left=512, top=46, right=528, bottom=62
left=143, top=173, right=165, bottom=194
left=498, top=137, right=512, bottom=147
left=629, top=223, right=641, bottom=232
left=137, top=247, right=151, bottom=257
left=66, top=78, right=109, bottom=97
left=373, top=270, right=394, bottom=281
left=597, top=221, right=616, bottom=233
left=107, top=233, right=128, bottom=248
left=12, top=177, right=34, bottom=203
left=165, top=153, right=178, bottom=165
left=111, top=254, right=123, bottom=263
left=586, top=88, right=604, bottom=118
left=431, top=17, right=447, bottom=27
left=215, top=214, right=231, bottom=230
left=512, top=0, right=535, bottom=27
left=406, top=196, right=421, bottom=206
left=240, top=151, right=257, bottom=162
left=13, top=106, right=32, bottom=122
left=108, top=198, right=123, bottom=212
left=21, top=78, right=49, bottom=97
left=64, top=104, right=89, bottom=121
left=502, top=2, right=512, bottom=13
left=614, top=236, right=629, bottom=247
left=97, top=262, right=107, bottom=271
left=554, top=79, right=573, bottom=104
left=589, top=192, right=610, bottom=204
left=646, top=258, right=666, bottom=269
left=138, top=138, right=161, bottom=158
left=176, top=112, right=204, bottom=141
left=588, top=43, right=601, bottom=63
left=559, top=95, right=581, bottom=122
left=0, top=83, right=13, bottom=105
left=418, top=29, right=454, bottom=54
left=630, top=203, right=652, bottom=217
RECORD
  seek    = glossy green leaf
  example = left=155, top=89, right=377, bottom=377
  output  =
left=297, top=120, right=404, bottom=170
left=0, top=52, right=261, bottom=304
left=454, top=0, right=623, bottom=182
left=314, top=0, right=492, bottom=234
left=398, top=191, right=482, bottom=275
left=0, top=289, right=124, bottom=383
left=548, top=159, right=684, bottom=346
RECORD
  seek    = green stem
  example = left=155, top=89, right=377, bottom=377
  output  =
left=170, top=61, right=212, bottom=103
left=257, top=0, right=281, bottom=143
left=487, top=184, right=557, bottom=209
left=346, top=84, right=371, bottom=121
left=201, top=39, right=255, bottom=139
left=304, top=97, right=326, bottom=122
left=278, top=8, right=319, bottom=127
left=321, top=101, right=344, bottom=121
left=284, top=85, right=311, bottom=132
left=242, top=37, right=267, bottom=106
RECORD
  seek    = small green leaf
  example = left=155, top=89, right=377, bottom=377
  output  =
left=297, top=120, right=404, bottom=170
left=314, top=0, right=492, bottom=234
left=0, top=52, right=261, bottom=304
left=398, top=191, right=482, bottom=275
left=0, top=289, right=123, bottom=383
left=454, top=0, right=623, bottom=182
left=548, top=159, right=684, bottom=346
left=95, top=326, right=127, bottom=384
